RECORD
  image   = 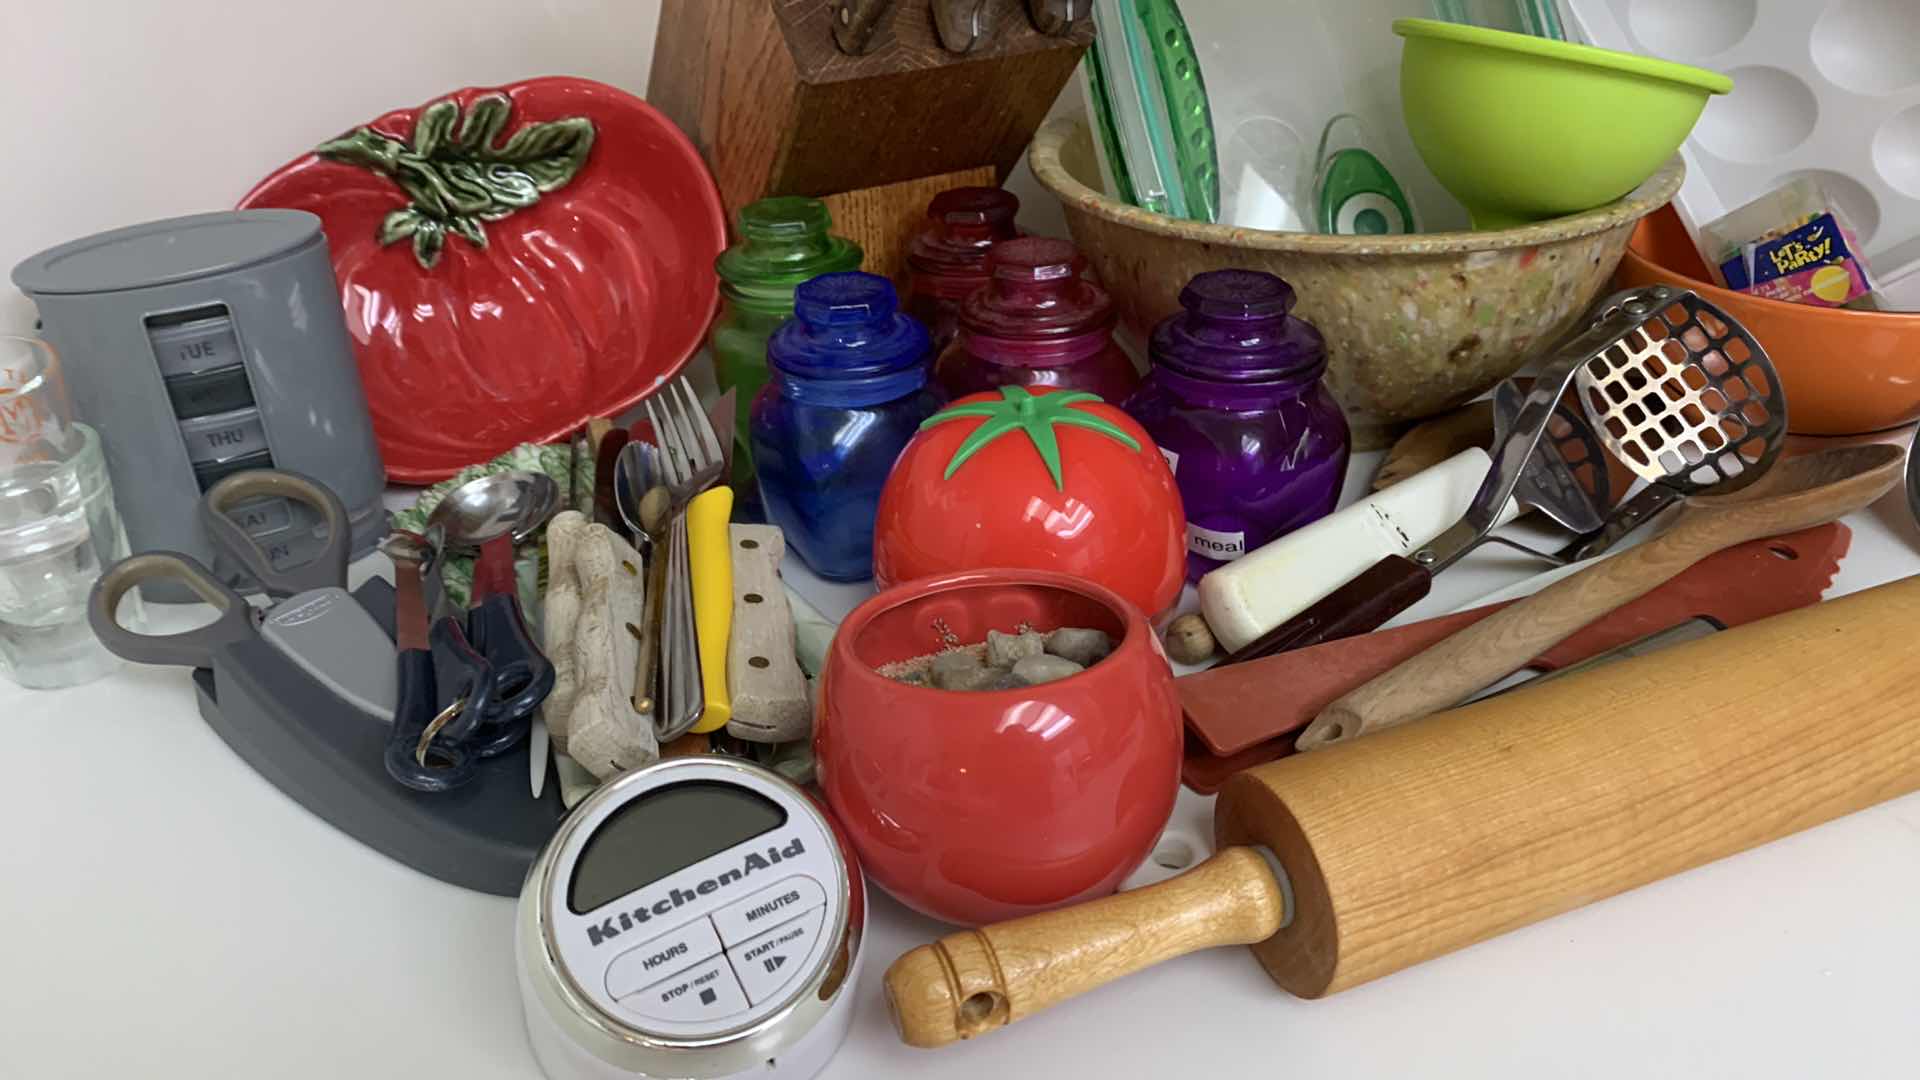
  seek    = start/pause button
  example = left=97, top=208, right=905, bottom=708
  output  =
left=725, top=904, right=826, bottom=1006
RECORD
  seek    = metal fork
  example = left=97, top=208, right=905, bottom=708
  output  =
left=642, top=378, right=726, bottom=742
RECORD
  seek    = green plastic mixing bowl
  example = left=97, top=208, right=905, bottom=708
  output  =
left=1394, top=18, right=1730, bottom=229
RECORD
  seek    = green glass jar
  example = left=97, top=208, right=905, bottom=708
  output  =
left=711, top=197, right=862, bottom=488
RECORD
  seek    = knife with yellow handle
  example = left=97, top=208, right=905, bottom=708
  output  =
left=686, top=485, right=735, bottom=733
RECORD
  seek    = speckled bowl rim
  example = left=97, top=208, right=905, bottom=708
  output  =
left=1028, top=117, right=1686, bottom=257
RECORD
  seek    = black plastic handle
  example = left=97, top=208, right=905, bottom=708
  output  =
left=466, top=592, right=555, bottom=728
left=428, top=614, right=496, bottom=746
left=385, top=647, right=477, bottom=793
left=1222, top=556, right=1434, bottom=666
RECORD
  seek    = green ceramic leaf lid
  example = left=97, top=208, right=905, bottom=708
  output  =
left=716, top=196, right=863, bottom=311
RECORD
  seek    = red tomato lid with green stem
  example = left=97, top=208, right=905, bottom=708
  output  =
left=873, top=386, right=1187, bottom=617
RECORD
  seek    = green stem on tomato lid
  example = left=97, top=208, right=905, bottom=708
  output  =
left=922, top=385, right=1141, bottom=491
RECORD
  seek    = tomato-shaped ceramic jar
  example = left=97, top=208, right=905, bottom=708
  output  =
left=872, top=386, right=1186, bottom=618
left=816, top=568, right=1181, bottom=926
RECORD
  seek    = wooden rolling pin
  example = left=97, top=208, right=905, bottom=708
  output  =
left=885, top=573, right=1920, bottom=1047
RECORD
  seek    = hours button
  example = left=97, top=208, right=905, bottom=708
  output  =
left=604, top=917, right=723, bottom=1000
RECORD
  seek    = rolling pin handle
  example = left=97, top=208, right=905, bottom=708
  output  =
left=883, top=846, right=1288, bottom=1049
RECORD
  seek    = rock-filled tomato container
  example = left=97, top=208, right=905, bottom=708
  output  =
left=816, top=568, right=1180, bottom=926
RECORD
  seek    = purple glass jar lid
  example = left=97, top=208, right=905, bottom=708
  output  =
left=958, top=236, right=1115, bottom=341
left=769, top=271, right=931, bottom=380
left=1151, top=269, right=1326, bottom=383
left=908, top=187, right=1019, bottom=275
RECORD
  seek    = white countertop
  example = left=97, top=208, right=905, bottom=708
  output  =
left=6, top=434, right=1919, bottom=1080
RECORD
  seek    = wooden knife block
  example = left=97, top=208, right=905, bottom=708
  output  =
left=648, top=0, right=1092, bottom=284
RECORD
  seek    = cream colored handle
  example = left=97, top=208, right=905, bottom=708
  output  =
left=1198, top=449, right=1518, bottom=653
left=725, top=525, right=811, bottom=743
left=883, top=847, right=1285, bottom=1049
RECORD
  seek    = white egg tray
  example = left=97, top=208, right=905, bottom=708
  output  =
left=1566, top=0, right=1920, bottom=308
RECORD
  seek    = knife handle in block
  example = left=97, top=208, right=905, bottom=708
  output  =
left=726, top=525, right=812, bottom=743
left=687, top=486, right=735, bottom=734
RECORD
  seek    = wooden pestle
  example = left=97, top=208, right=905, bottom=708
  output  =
left=886, top=572, right=1920, bottom=1047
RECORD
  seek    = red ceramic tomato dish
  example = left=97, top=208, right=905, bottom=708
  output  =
left=240, top=76, right=726, bottom=482
left=816, top=569, right=1181, bottom=927
left=873, top=387, right=1186, bottom=619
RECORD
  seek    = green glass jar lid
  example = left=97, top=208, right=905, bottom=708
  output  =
left=715, top=196, right=863, bottom=292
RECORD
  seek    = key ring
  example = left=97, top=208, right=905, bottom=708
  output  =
left=416, top=691, right=472, bottom=767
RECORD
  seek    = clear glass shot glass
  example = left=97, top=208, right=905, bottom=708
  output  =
left=0, top=335, right=141, bottom=688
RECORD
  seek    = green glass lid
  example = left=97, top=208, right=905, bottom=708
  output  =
left=715, top=196, right=863, bottom=292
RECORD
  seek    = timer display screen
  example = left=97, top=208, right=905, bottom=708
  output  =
left=569, top=781, right=788, bottom=914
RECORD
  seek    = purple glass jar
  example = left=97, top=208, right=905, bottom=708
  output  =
left=933, top=237, right=1141, bottom=405
left=1123, top=270, right=1350, bottom=582
left=904, top=186, right=1019, bottom=354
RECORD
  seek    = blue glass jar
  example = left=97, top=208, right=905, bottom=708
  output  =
left=751, top=272, right=943, bottom=581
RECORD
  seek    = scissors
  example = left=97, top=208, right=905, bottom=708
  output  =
left=86, top=470, right=495, bottom=792
left=90, top=470, right=397, bottom=711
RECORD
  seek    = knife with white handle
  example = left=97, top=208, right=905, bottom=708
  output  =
left=1198, top=448, right=1521, bottom=655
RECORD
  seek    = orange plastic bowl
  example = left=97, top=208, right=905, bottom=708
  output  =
left=1616, top=206, right=1920, bottom=435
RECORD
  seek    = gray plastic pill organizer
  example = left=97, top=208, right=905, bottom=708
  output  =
left=12, top=210, right=386, bottom=603
left=192, top=576, right=565, bottom=896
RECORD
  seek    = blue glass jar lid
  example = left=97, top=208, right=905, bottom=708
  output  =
left=1151, top=269, right=1326, bottom=383
left=768, top=271, right=932, bottom=380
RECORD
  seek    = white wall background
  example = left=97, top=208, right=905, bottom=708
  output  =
left=0, top=0, right=1072, bottom=334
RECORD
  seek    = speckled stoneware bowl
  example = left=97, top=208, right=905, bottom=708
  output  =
left=1029, top=119, right=1685, bottom=446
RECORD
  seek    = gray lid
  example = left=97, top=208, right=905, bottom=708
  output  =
left=12, top=210, right=324, bottom=295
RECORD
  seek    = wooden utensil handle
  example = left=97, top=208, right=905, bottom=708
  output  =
left=1223, top=556, right=1432, bottom=665
left=884, top=847, right=1285, bottom=1049
left=1303, top=526, right=1708, bottom=750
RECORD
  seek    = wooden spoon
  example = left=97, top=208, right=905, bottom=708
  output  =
left=1299, top=443, right=1907, bottom=751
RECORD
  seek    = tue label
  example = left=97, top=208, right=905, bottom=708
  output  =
left=1186, top=522, right=1246, bottom=560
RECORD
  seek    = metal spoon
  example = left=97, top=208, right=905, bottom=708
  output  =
left=426, top=471, right=559, bottom=556
left=616, top=440, right=673, bottom=719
